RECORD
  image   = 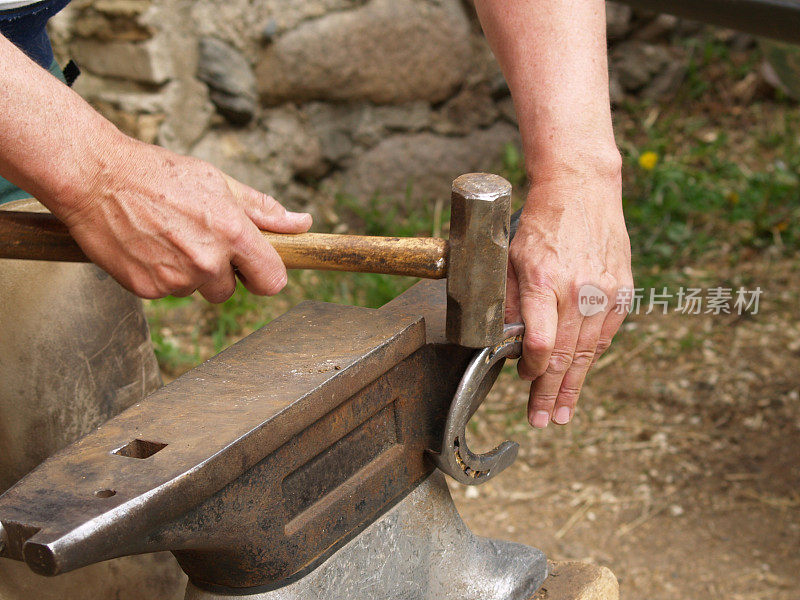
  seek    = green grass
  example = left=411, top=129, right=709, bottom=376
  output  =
left=623, top=109, right=800, bottom=290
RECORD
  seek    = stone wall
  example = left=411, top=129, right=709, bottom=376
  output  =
left=46, top=0, right=517, bottom=219
left=46, top=1, right=697, bottom=219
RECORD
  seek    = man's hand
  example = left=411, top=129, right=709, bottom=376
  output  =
left=473, top=0, right=630, bottom=427
left=505, top=164, right=632, bottom=428
left=0, top=34, right=310, bottom=303
left=57, top=138, right=311, bottom=303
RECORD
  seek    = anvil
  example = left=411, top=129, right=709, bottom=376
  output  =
left=0, top=278, right=547, bottom=599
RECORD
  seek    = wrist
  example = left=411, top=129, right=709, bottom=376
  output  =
left=47, top=120, right=135, bottom=224
left=526, top=142, right=622, bottom=186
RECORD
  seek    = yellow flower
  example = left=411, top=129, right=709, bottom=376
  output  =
left=638, top=151, right=659, bottom=171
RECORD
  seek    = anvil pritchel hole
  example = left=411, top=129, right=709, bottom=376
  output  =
left=94, top=489, right=116, bottom=498
left=113, top=439, right=168, bottom=459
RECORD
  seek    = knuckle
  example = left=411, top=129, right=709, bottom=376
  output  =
left=518, top=359, right=544, bottom=382
left=134, top=284, right=162, bottom=300
left=216, top=287, right=236, bottom=304
left=223, top=217, right=249, bottom=246
left=244, top=267, right=287, bottom=297
left=153, top=265, right=189, bottom=293
left=546, top=349, right=574, bottom=375
left=531, top=392, right=559, bottom=410
left=570, top=349, right=595, bottom=369
left=559, top=381, right=583, bottom=400
left=262, top=195, right=285, bottom=217
left=190, top=251, right=222, bottom=277
left=264, top=270, right=288, bottom=296
left=523, top=331, right=555, bottom=357
left=594, top=339, right=612, bottom=357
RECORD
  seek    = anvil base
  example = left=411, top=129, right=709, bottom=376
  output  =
left=185, top=471, right=547, bottom=600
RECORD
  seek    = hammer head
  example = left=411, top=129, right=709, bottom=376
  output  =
left=446, top=173, right=512, bottom=348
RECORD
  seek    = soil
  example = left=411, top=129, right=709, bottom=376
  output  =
left=450, top=257, right=800, bottom=600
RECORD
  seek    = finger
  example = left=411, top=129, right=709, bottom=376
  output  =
left=505, top=261, right=522, bottom=323
left=527, top=313, right=582, bottom=429
left=171, top=286, right=197, bottom=298
left=516, top=286, right=558, bottom=381
left=197, top=266, right=237, bottom=304
left=223, top=174, right=312, bottom=234
left=230, top=220, right=288, bottom=296
left=592, top=298, right=630, bottom=367
left=552, top=312, right=605, bottom=425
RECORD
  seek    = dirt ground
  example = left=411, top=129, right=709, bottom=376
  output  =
left=450, top=257, right=800, bottom=600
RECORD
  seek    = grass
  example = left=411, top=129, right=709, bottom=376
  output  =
left=623, top=114, right=800, bottom=289
left=146, top=31, right=800, bottom=375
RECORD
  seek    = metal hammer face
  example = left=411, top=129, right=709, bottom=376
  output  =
left=446, top=173, right=512, bottom=349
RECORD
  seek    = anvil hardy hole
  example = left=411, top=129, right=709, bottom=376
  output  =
left=94, top=489, right=116, bottom=498
left=113, top=439, right=168, bottom=459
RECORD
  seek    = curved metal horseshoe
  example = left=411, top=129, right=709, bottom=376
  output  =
left=431, top=323, right=525, bottom=485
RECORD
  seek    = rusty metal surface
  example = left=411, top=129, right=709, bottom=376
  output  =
left=0, top=279, right=494, bottom=590
left=185, top=472, right=547, bottom=600
left=617, top=0, right=800, bottom=44
left=446, top=173, right=512, bottom=349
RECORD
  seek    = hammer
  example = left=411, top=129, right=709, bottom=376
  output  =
left=0, top=173, right=512, bottom=348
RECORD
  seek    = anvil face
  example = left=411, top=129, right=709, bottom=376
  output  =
left=0, top=280, right=486, bottom=590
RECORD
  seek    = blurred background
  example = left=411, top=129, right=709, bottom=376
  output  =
left=48, top=2, right=800, bottom=598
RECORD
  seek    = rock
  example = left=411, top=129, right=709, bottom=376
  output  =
left=191, top=130, right=278, bottom=198
left=255, top=0, right=472, bottom=105
left=67, top=0, right=153, bottom=42
left=70, top=38, right=172, bottom=84
left=197, top=37, right=257, bottom=125
left=606, top=2, right=632, bottom=41
left=536, top=561, right=619, bottom=600
left=261, top=19, right=279, bottom=43
left=609, top=71, right=625, bottom=105
left=610, top=40, right=673, bottom=92
left=304, top=103, right=363, bottom=164
left=190, top=107, right=325, bottom=195
left=633, top=14, right=679, bottom=42
left=372, top=101, right=432, bottom=133
left=158, top=78, right=215, bottom=152
left=92, top=101, right=164, bottom=144
left=433, top=84, right=499, bottom=135
left=760, top=40, right=800, bottom=101
left=338, top=122, right=520, bottom=203
left=642, top=59, right=686, bottom=101
left=304, top=101, right=433, bottom=165
left=496, top=96, right=517, bottom=124
left=190, top=0, right=368, bottom=55
left=489, top=72, right=510, bottom=99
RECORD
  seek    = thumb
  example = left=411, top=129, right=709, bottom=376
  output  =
left=223, top=173, right=312, bottom=234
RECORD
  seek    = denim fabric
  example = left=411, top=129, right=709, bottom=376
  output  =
left=0, top=0, right=70, bottom=68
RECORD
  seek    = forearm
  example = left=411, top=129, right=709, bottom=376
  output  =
left=473, top=0, right=620, bottom=181
left=0, top=34, right=125, bottom=217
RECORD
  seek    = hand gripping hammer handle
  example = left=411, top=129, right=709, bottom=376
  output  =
left=0, top=210, right=449, bottom=279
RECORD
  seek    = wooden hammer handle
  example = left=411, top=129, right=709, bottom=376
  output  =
left=0, top=211, right=449, bottom=279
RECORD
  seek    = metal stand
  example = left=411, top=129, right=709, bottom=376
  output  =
left=185, top=471, right=547, bottom=600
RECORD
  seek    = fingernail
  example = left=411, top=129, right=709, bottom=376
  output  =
left=287, top=210, right=311, bottom=223
left=531, top=411, right=550, bottom=429
left=553, top=406, right=571, bottom=425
